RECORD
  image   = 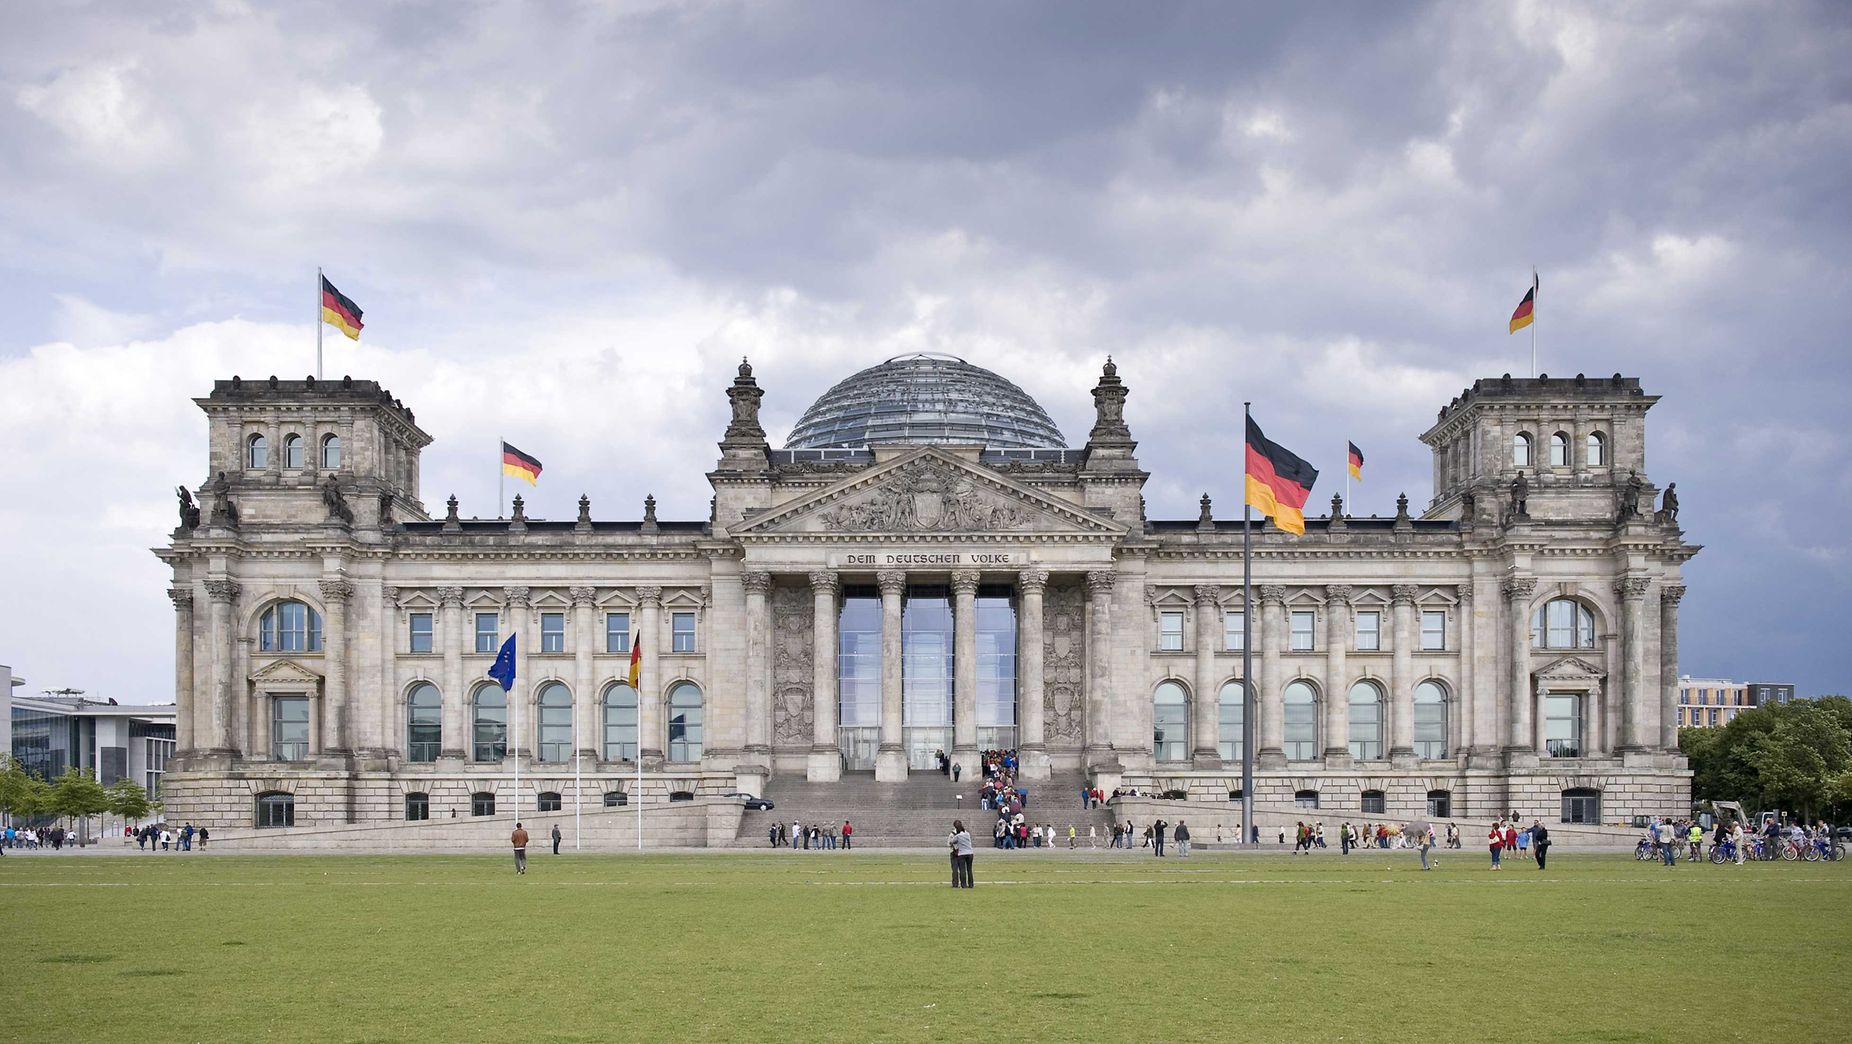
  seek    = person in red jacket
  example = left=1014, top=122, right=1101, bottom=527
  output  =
left=841, top=821, right=853, bottom=851
left=1487, top=822, right=1505, bottom=870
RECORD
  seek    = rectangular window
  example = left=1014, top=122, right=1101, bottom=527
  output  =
left=671, top=612, right=697, bottom=653
left=1708, top=708, right=1719, bottom=726
left=408, top=613, right=433, bottom=654
left=1223, top=611, right=1245, bottom=652
left=1354, top=611, right=1380, bottom=651
left=1420, top=611, right=1446, bottom=651
left=1159, top=611, right=1185, bottom=651
left=605, top=612, right=631, bottom=655
left=1544, top=693, right=1582, bottom=758
left=1561, top=791, right=1600, bottom=824
left=475, top=613, right=499, bottom=654
left=471, top=793, right=495, bottom=817
left=540, top=612, right=565, bottom=653
left=1361, top=791, right=1385, bottom=814
left=1290, top=611, right=1316, bottom=652
left=272, top=696, right=310, bottom=761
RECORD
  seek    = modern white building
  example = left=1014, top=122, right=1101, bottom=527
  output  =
left=9, top=693, right=178, bottom=798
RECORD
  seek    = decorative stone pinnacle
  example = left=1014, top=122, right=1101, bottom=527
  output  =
left=577, top=495, right=591, bottom=525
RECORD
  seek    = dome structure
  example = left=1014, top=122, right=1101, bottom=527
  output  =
left=785, top=353, right=1066, bottom=450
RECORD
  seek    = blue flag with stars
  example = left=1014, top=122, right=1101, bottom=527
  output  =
left=488, top=633, right=516, bottom=691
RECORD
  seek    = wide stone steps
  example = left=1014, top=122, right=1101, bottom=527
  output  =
left=732, top=770, right=1117, bottom=847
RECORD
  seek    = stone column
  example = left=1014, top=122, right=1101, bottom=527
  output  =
left=1458, top=583, right=1476, bottom=755
left=1586, top=681, right=1608, bottom=757
left=742, top=571, right=774, bottom=762
left=635, top=586, right=662, bottom=764
left=1257, top=585, right=1287, bottom=767
left=203, top=579, right=239, bottom=754
left=1389, top=584, right=1418, bottom=762
left=1322, top=585, right=1352, bottom=761
left=875, top=570, right=908, bottom=781
left=1503, top=576, right=1538, bottom=755
left=318, top=577, right=353, bottom=756
left=1016, top=568, right=1050, bottom=779
left=951, top=570, right=981, bottom=776
left=1616, top=576, right=1650, bottom=752
left=571, top=586, right=598, bottom=761
left=170, top=588, right=195, bottom=753
left=1660, top=584, right=1684, bottom=752
left=438, top=587, right=466, bottom=759
left=807, top=571, right=841, bottom=782
left=1084, top=569, right=1117, bottom=764
left=1192, top=584, right=1222, bottom=767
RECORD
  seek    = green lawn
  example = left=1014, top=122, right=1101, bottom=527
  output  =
left=3, top=848, right=1845, bottom=1043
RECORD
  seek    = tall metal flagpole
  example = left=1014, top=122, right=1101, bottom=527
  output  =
left=1531, top=266, right=1538, bottom=379
left=513, top=647, right=521, bottom=827
left=315, top=267, right=324, bottom=381
left=1241, top=402, right=1256, bottom=846
left=636, top=729, right=644, bottom=852
left=498, top=435, right=505, bottom=520
left=573, top=695, right=582, bottom=851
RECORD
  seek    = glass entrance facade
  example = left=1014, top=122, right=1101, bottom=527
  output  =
left=903, top=585, right=953, bottom=768
left=974, top=586, right=1017, bottom=751
left=837, top=586, right=881, bottom=769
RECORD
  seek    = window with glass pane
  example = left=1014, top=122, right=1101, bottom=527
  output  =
left=605, top=612, right=631, bottom=654
left=1355, top=611, right=1380, bottom=651
left=537, top=791, right=562, bottom=813
left=1532, top=599, right=1595, bottom=649
left=261, top=601, right=323, bottom=653
left=1427, top=789, right=1451, bottom=818
left=1512, top=432, right=1532, bottom=467
left=1544, top=693, right=1582, bottom=757
left=540, top=613, right=565, bottom=653
left=1413, top=680, right=1448, bottom=758
left=535, top=682, right=572, bottom=762
left=1361, top=790, right=1385, bottom=814
left=405, top=792, right=429, bottom=821
left=471, top=792, right=495, bottom=816
left=473, top=687, right=507, bottom=762
left=1290, top=611, right=1316, bottom=652
left=1294, top=790, right=1319, bottom=809
left=1549, top=432, right=1568, bottom=467
left=1153, top=681, right=1188, bottom=762
left=1561, top=788, right=1599, bottom=824
left=1223, top=611, right=1245, bottom=651
left=409, top=613, right=433, bottom=653
left=672, top=612, right=696, bottom=652
left=406, top=682, right=441, bottom=762
left=602, top=683, right=638, bottom=761
left=1348, top=681, right=1384, bottom=759
left=248, top=433, right=268, bottom=469
left=603, top=790, right=627, bottom=807
left=1218, top=680, right=1246, bottom=761
left=1159, top=611, right=1184, bottom=651
left=974, top=587, right=1017, bottom=751
left=272, top=696, right=309, bottom=761
left=475, top=613, right=499, bottom=653
left=321, top=433, right=342, bottom=469
left=667, top=681, right=703, bottom=760
left=838, top=587, right=880, bottom=747
left=1284, top=681, right=1318, bottom=760
left=1420, top=611, right=1446, bottom=651
left=902, top=586, right=953, bottom=766
left=283, top=433, right=304, bottom=469
left=1586, top=431, right=1605, bottom=466
left=256, top=792, right=293, bottom=827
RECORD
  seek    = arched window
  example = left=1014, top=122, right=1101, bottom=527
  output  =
left=405, top=792, right=430, bottom=821
left=321, top=433, right=342, bottom=470
left=1294, top=789, right=1319, bottom=809
left=1361, top=790, right=1386, bottom=814
left=1512, top=432, right=1532, bottom=467
left=283, top=433, right=305, bottom=469
left=1549, top=432, right=1569, bottom=468
left=603, top=790, right=627, bottom=807
left=1217, top=680, right=1247, bottom=762
left=1426, top=789, right=1451, bottom=817
left=248, top=432, right=268, bottom=469
left=406, top=682, right=441, bottom=763
left=259, top=601, right=323, bottom=653
left=667, top=681, right=703, bottom=761
left=1348, top=680, right=1384, bottom=760
left=1561, top=787, right=1600, bottom=824
left=1283, top=681, right=1318, bottom=761
left=255, top=791, right=294, bottom=828
left=471, top=791, right=496, bottom=817
left=1585, top=431, right=1606, bottom=467
left=1413, top=680, right=1449, bottom=759
left=535, top=682, right=572, bottom=762
left=537, top=791, right=562, bottom=813
left=472, top=686, right=507, bottom=762
left=602, top=682, right=638, bottom=762
left=1531, top=598, right=1597, bottom=649
left=1152, top=681, right=1189, bottom=762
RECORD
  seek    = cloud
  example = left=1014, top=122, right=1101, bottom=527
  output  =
left=15, top=61, right=177, bottom=165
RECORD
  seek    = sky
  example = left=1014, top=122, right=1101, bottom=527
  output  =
left=1, top=1, right=1848, bottom=701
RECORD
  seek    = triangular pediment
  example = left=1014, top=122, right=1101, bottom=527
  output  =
left=736, top=447, right=1124, bottom=540
left=1534, top=655, right=1604, bottom=681
left=249, top=658, right=322, bottom=686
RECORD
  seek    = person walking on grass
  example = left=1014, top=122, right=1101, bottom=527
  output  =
left=551, top=824, right=562, bottom=856
left=1417, top=824, right=1434, bottom=870
left=1532, top=820, right=1550, bottom=870
left=1487, top=822, right=1504, bottom=870
left=511, top=822, right=530, bottom=875
left=949, top=820, right=975, bottom=888
left=1174, top=820, right=1190, bottom=858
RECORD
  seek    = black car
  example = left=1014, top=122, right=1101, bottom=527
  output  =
left=725, top=792, right=775, bottom=811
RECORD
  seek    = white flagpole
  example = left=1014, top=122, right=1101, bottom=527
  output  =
left=573, top=696, right=582, bottom=852
left=1343, top=439, right=1350, bottom=515
left=1530, top=266, right=1538, bottom=378
left=315, top=267, right=324, bottom=381
left=512, top=637, right=521, bottom=829
left=498, top=435, right=505, bottom=520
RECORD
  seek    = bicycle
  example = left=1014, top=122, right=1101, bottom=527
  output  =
left=1634, top=838, right=1657, bottom=861
left=1709, top=840, right=1737, bottom=864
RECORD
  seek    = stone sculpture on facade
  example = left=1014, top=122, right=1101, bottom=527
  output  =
left=175, top=486, right=201, bottom=530
left=1510, top=471, right=1529, bottom=519
left=819, top=458, right=1029, bottom=532
left=1618, top=469, right=1644, bottom=522
left=1659, top=482, right=1679, bottom=524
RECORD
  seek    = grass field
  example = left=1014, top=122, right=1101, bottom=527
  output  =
left=3, top=848, right=1846, bottom=1043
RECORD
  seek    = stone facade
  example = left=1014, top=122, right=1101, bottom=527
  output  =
left=157, top=363, right=1695, bottom=832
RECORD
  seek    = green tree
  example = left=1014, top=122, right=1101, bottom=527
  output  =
left=104, top=778, right=153, bottom=834
left=47, top=767, right=110, bottom=829
left=1681, top=698, right=1852, bottom=820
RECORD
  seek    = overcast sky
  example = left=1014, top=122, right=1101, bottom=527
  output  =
left=2, top=1, right=1847, bottom=701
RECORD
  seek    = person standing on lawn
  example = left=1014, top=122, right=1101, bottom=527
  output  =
left=1174, top=820, right=1190, bottom=858
left=949, top=820, right=975, bottom=888
left=1487, top=822, right=1504, bottom=870
left=511, top=822, right=530, bottom=874
left=1531, top=821, right=1550, bottom=870
left=551, top=824, right=562, bottom=855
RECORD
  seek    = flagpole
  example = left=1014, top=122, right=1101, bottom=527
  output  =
left=315, top=267, right=324, bottom=381
left=513, top=649, right=521, bottom=828
left=1530, top=265, right=1538, bottom=378
left=498, top=435, right=505, bottom=520
left=1343, top=439, right=1350, bottom=515
left=573, top=696, right=582, bottom=852
left=1241, top=402, right=1256, bottom=847
left=636, top=731, right=644, bottom=852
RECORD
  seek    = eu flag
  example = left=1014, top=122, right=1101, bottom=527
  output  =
left=487, top=634, right=517, bottom=691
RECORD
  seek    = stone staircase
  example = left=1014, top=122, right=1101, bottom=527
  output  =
left=732, top=768, right=1117, bottom=848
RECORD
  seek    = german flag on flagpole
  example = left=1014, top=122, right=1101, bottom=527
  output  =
left=1347, top=441, right=1364, bottom=482
left=502, top=442, right=543, bottom=485
left=320, top=274, right=364, bottom=340
left=627, top=628, right=642, bottom=688
left=1508, top=272, right=1537, bottom=334
left=1246, top=415, right=1318, bottom=536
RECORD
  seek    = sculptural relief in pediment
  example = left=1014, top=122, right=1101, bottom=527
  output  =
left=817, top=457, right=1031, bottom=533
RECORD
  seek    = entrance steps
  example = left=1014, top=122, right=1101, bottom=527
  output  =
left=731, top=768, right=1117, bottom=848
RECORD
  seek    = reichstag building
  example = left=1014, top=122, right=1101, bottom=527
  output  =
left=158, top=354, right=1696, bottom=830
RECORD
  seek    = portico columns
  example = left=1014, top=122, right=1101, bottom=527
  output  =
left=951, top=570, right=981, bottom=776
left=203, top=579, right=238, bottom=754
left=1389, top=584, right=1418, bottom=761
left=169, top=588, right=195, bottom=753
left=1257, top=585, right=1287, bottom=767
left=1660, top=584, right=1685, bottom=752
left=807, top=571, right=841, bottom=782
left=1503, top=576, right=1537, bottom=755
left=438, top=587, right=466, bottom=759
left=875, top=570, right=908, bottom=781
left=1191, top=585, right=1221, bottom=767
left=635, top=587, right=662, bottom=764
left=1084, top=569, right=1117, bottom=765
left=1322, top=585, right=1352, bottom=761
left=1016, top=569, right=1050, bottom=779
left=570, top=587, right=598, bottom=761
left=319, top=577, right=353, bottom=756
left=743, top=571, right=774, bottom=761
left=1616, top=576, right=1650, bottom=751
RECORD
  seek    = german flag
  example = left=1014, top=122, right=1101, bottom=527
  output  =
left=1508, top=273, right=1537, bottom=334
left=627, top=628, right=642, bottom=688
left=1347, top=441, right=1364, bottom=482
left=502, top=442, right=542, bottom=485
left=1246, top=415, right=1318, bottom=536
left=320, top=274, right=364, bottom=340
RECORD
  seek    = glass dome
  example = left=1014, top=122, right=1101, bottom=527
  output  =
left=785, top=353, right=1067, bottom=450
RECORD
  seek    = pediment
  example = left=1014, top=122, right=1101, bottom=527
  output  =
left=1534, top=655, right=1604, bottom=681
left=735, top=447, right=1124, bottom=540
left=249, top=658, right=322, bottom=686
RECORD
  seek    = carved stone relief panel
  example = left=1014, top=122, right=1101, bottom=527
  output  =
left=817, top=457, right=1031, bottom=532
left=771, top=582, right=815, bottom=747
left=1042, top=578, right=1086, bottom=746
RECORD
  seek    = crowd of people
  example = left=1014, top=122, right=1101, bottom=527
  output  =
left=1641, top=816, right=1841, bottom=865
left=0, top=825, right=77, bottom=851
left=769, top=820, right=854, bottom=850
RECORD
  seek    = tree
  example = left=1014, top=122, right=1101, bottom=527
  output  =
left=104, top=778, right=153, bottom=834
left=1682, top=697, right=1852, bottom=820
left=47, top=767, right=110, bottom=830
